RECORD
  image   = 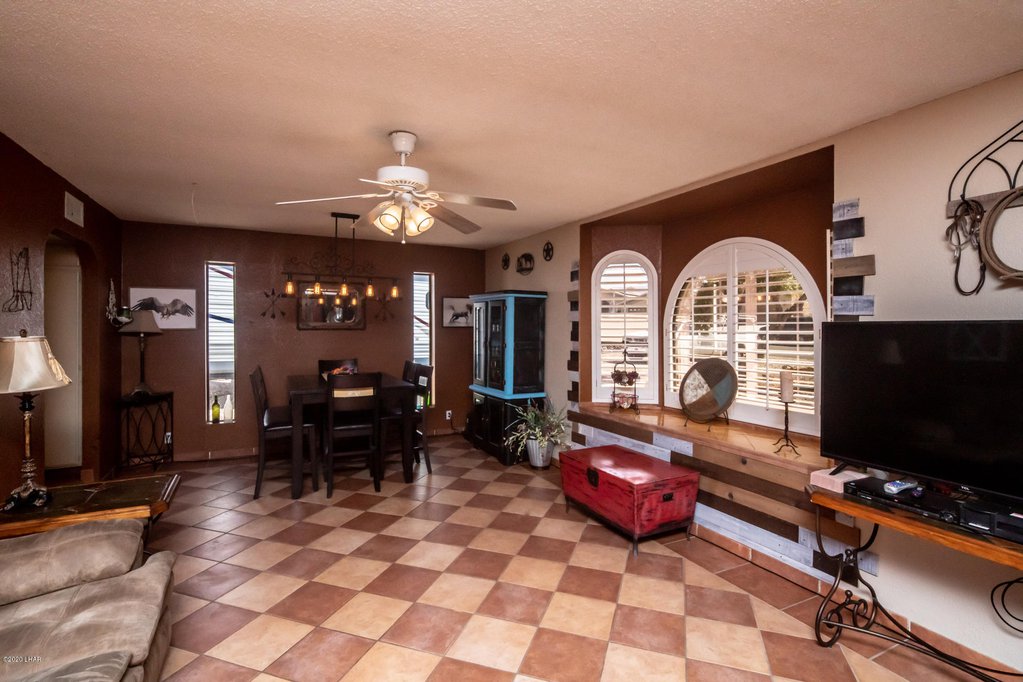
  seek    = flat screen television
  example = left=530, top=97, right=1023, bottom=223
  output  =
left=820, top=320, right=1023, bottom=506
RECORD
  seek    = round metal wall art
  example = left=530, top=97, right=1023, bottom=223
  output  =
left=543, top=241, right=554, bottom=261
left=501, top=253, right=510, bottom=270
left=516, top=253, right=535, bottom=275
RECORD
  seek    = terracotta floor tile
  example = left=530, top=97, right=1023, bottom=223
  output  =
left=430, top=489, right=477, bottom=506
left=186, top=533, right=261, bottom=562
left=466, top=492, right=513, bottom=511
left=392, top=484, right=440, bottom=501
left=579, top=523, right=632, bottom=549
left=624, top=552, right=684, bottom=580
left=533, top=517, right=587, bottom=542
left=685, top=585, right=757, bottom=627
left=477, top=582, right=553, bottom=625
left=519, top=535, right=577, bottom=563
left=502, top=496, right=555, bottom=517
left=495, top=472, right=534, bottom=485
left=871, top=643, right=982, bottom=682
left=618, top=573, right=686, bottom=615
left=348, top=533, right=418, bottom=562
left=445, top=477, right=490, bottom=493
left=265, top=521, right=333, bottom=545
left=426, top=657, right=515, bottom=682
left=321, top=592, right=412, bottom=639
left=176, top=563, right=260, bottom=601
left=168, top=592, right=208, bottom=625
left=468, top=528, right=530, bottom=555
left=685, top=616, right=770, bottom=674
left=204, top=491, right=253, bottom=510
left=432, top=465, right=472, bottom=477
left=267, top=548, right=344, bottom=580
left=718, top=563, right=816, bottom=610
left=685, top=659, right=772, bottom=682
left=363, top=563, right=442, bottom=601
left=267, top=582, right=358, bottom=625
left=500, top=555, right=568, bottom=591
left=368, top=495, right=424, bottom=516
left=171, top=555, right=216, bottom=584
left=519, top=485, right=562, bottom=501
left=314, top=555, right=389, bottom=590
left=380, top=516, right=441, bottom=540
left=750, top=598, right=814, bottom=640
left=382, top=603, right=472, bottom=654
left=396, top=540, right=464, bottom=571
left=224, top=540, right=301, bottom=571
left=761, top=630, right=857, bottom=681
left=159, top=646, right=198, bottom=678
left=268, top=501, right=326, bottom=521
left=423, top=522, right=482, bottom=546
left=333, top=492, right=386, bottom=510
left=609, top=604, right=685, bottom=657
left=446, top=506, right=501, bottom=528
left=446, top=614, right=537, bottom=672
left=568, top=542, right=629, bottom=573
left=446, top=548, right=514, bottom=580
left=488, top=511, right=542, bottom=533
left=206, top=614, right=314, bottom=671
left=195, top=510, right=263, bottom=532
left=519, top=628, right=607, bottom=682
left=407, top=501, right=459, bottom=522
left=601, top=642, right=685, bottom=682
left=164, top=654, right=259, bottom=681
left=340, top=641, right=441, bottom=682
left=217, top=572, right=306, bottom=612
left=306, top=527, right=374, bottom=554
left=418, top=573, right=496, bottom=613
left=149, top=526, right=224, bottom=553
left=341, top=510, right=401, bottom=533
left=232, top=516, right=298, bottom=540
left=539, top=592, right=617, bottom=640
left=557, top=565, right=622, bottom=602
left=264, top=628, right=373, bottom=682
left=172, top=602, right=259, bottom=653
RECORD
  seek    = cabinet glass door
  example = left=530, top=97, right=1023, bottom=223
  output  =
left=487, top=300, right=505, bottom=389
left=473, top=303, right=487, bottom=386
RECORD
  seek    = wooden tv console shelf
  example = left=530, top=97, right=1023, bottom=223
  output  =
left=809, top=486, right=1022, bottom=681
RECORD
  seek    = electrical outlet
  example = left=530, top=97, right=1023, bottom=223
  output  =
left=445, top=410, right=453, bottom=421
left=164, top=432, right=172, bottom=445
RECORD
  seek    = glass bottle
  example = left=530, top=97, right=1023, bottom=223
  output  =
left=211, top=395, right=221, bottom=424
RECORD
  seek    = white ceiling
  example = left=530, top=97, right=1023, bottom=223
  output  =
left=2, top=1, right=1022, bottom=249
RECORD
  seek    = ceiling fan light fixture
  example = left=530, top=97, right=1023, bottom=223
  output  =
left=375, top=203, right=403, bottom=234
left=406, top=205, right=434, bottom=236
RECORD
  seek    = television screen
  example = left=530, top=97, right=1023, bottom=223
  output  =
left=821, top=320, right=1023, bottom=505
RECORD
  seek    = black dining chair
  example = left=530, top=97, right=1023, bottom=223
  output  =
left=325, top=371, right=382, bottom=495
left=381, top=363, right=433, bottom=475
left=318, top=358, right=359, bottom=376
left=249, top=366, right=319, bottom=499
left=402, top=360, right=416, bottom=383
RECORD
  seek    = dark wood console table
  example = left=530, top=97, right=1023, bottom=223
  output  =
left=809, top=486, right=1022, bottom=681
left=119, top=391, right=173, bottom=469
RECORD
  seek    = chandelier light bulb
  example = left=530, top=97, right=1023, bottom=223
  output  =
left=390, top=281, right=400, bottom=299
left=333, top=293, right=341, bottom=306
left=340, top=281, right=348, bottom=297
left=284, top=275, right=296, bottom=297
left=313, top=279, right=322, bottom=296
left=366, top=280, right=375, bottom=298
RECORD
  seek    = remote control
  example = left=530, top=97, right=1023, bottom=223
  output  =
left=883, top=479, right=918, bottom=495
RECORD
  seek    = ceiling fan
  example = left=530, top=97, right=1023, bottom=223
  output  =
left=276, top=130, right=517, bottom=238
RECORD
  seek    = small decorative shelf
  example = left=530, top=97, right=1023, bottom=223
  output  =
left=609, top=354, right=639, bottom=413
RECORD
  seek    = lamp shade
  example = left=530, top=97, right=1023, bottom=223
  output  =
left=0, top=336, right=72, bottom=395
left=118, top=310, right=163, bottom=336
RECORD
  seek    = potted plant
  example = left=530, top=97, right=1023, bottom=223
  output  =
left=505, top=400, right=567, bottom=469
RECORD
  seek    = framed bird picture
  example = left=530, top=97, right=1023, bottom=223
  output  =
left=129, top=287, right=197, bottom=329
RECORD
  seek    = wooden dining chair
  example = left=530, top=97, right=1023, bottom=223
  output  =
left=318, top=358, right=358, bottom=376
left=325, top=371, right=382, bottom=495
left=381, top=363, right=433, bottom=475
left=249, top=366, right=319, bottom=499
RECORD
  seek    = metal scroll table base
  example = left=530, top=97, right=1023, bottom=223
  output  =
left=813, top=509, right=1019, bottom=682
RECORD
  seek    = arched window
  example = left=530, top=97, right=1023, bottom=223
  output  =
left=591, top=251, right=658, bottom=402
left=664, top=238, right=825, bottom=434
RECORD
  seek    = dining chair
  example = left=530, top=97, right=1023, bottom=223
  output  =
left=249, top=366, right=319, bottom=499
left=402, top=360, right=416, bottom=383
left=318, top=358, right=359, bottom=376
left=381, top=363, right=433, bottom=475
left=325, top=371, right=382, bottom=495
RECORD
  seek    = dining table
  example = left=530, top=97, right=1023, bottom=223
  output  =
left=286, top=373, right=417, bottom=499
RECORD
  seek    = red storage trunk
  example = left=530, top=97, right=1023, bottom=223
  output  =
left=560, top=445, right=699, bottom=553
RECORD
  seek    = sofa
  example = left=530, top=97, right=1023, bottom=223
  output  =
left=0, top=519, right=175, bottom=682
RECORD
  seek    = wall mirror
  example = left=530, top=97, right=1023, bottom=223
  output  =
left=679, top=357, right=737, bottom=423
left=297, top=283, right=366, bottom=330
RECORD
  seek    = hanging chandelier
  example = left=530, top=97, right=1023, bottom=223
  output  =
left=282, top=212, right=400, bottom=302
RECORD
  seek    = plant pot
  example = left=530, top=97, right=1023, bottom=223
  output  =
left=526, top=439, right=554, bottom=469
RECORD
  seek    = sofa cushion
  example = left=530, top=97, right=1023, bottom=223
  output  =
left=0, top=519, right=144, bottom=607
left=0, top=551, right=174, bottom=679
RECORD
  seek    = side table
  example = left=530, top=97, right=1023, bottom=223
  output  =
left=119, top=391, right=173, bottom=469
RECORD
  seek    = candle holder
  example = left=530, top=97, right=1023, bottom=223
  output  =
left=773, top=401, right=799, bottom=454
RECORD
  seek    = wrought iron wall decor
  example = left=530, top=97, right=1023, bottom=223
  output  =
left=261, top=288, right=285, bottom=320
left=543, top=241, right=554, bottom=261
left=516, top=253, right=534, bottom=275
left=2, top=247, right=32, bottom=313
left=281, top=212, right=402, bottom=327
left=945, top=116, right=1023, bottom=294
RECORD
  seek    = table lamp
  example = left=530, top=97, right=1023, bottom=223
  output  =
left=0, top=332, right=72, bottom=511
left=119, top=311, right=163, bottom=395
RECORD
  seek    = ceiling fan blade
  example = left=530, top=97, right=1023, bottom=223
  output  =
left=358, top=178, right=397, bottom=188
left=275, top=193, right=390, bottom=206
left=430, top=203, right=483, bottom=234
left=429, top=190, right=517, bottom=211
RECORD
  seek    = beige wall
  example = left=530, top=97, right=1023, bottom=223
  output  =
left=485, top=223, right=580, bottom=415
left=488, top=70, right=1023, bottom=667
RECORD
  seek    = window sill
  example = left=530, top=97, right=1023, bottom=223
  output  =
left=572, top=402, right=829, bottom=475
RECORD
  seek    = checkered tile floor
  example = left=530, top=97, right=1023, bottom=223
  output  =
left=151, top=436, right=979, bottom=681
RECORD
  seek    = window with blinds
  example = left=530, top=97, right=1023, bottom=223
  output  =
left=593, top=253, right=657, bottom=401
left=206, top=261, right=236, bottom=423
left=412, top=272, right=433, bottom=402
left=665, top=240, right=822, bottom=430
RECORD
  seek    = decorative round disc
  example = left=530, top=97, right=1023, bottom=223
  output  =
left=501, top=253, right=510, bottom=270
left=543, top=241, right=554, bottom=261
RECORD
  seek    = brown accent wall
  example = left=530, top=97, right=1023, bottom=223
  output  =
left=580, top=147, right=834, bottom=406
left=0, top=133, right=123, bottom=490
left=121, top=222, right=484, bottom=458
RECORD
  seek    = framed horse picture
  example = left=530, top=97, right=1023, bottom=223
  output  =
left=442, top=297, right=473, bottom=327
